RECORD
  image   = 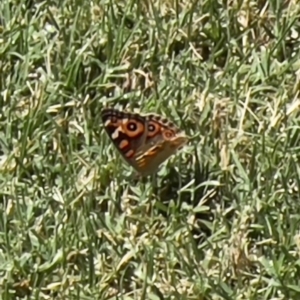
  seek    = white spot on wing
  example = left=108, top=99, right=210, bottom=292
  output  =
left=104, top=120, right=112, bottom=126
left=112, top=128, right=120, bottom=139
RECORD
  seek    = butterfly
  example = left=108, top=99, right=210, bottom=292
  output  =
left=101, top=108, right=188, bottom=175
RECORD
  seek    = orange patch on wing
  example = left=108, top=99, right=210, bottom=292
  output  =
left=147, top=121, right=161, bottom=137
left=119, top=139, right=129, bottom=149
left=125, top=149, right=135, bottom=158
left=146, top=145, right=161, bottom=157
left=123, top=120, right=145, bottom=137
left=137, top=158, right=146, bottom=167
left=163, top=130, right=175, bottom=139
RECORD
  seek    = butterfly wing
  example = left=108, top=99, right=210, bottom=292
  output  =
left=101, top=108, right=188, bottom=175
left=101, top=108, right=148, bottom=171
left=134, top=114, right=188, bottom=175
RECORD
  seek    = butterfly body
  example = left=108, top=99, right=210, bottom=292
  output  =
left=101, top=108, right=188, bottom=175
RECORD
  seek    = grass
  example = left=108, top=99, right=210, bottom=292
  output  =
left=1, top=0, right=300, bottom=299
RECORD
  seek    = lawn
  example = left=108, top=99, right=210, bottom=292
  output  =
left=1, top=0, right=300, bottom=299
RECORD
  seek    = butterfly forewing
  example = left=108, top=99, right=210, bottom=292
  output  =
left=101, top=108, right=148, bottom=169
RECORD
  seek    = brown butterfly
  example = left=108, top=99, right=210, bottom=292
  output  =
left=101, top=108, right=188, bottom=175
